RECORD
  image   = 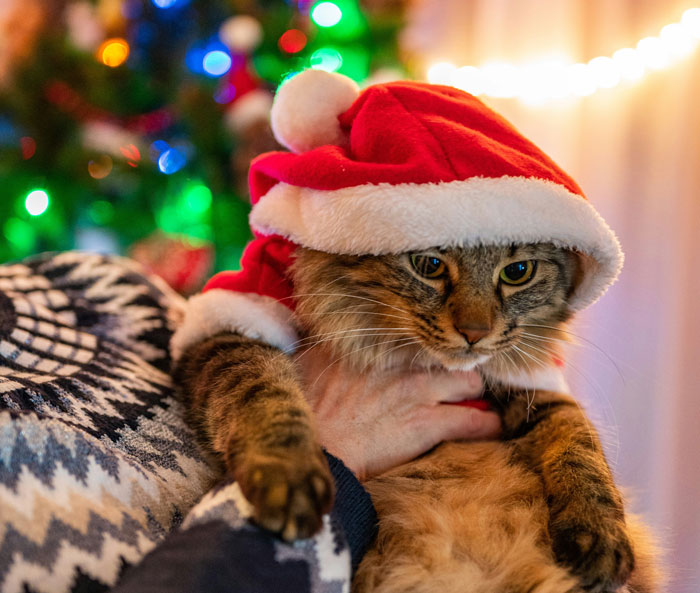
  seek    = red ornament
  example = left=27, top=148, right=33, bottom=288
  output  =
left=129, top=232, right=214, bottom=296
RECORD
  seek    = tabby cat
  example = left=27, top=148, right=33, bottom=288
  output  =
left=173, top=242, right=659, bottom=593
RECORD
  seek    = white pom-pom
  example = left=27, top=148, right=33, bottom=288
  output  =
left=270, top=69, right=360, bottom=154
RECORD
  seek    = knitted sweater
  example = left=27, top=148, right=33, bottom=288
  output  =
left=113, top=453, right=377, bottom=593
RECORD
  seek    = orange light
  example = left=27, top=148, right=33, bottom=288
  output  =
left=98, top=38, right=130, bottom=68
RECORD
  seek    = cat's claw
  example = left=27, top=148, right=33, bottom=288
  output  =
left=238, top=449, right=334, bottom=541
left=550, top=518, right=634, bottom=592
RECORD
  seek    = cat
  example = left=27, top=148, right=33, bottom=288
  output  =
left=173, top=241, right=660, bottom=593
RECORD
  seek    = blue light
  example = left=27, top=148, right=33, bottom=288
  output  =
left=152, top=0, right=177, bottom=7
left=203, top=51, right=232, bottom=77
left=186, top=47, right=207, bottom=74
left=158, top=148, right=186, bottom=174
left=185, top=37, right=229, bottom=75
left=149, top=140, right=170, bottom=162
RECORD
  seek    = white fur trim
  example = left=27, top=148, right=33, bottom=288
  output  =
left=485, top=366, right=570, bottom=394
left=270, top=69, right=360, bottom=153
left=249, top=176, right=623, bottom=311
left=170, top=289, right=299, bottom=361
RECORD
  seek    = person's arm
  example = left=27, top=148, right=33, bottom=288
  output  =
left=111, top=451, right=375, bottom=593
left=114, top=360, right=499, bottom=592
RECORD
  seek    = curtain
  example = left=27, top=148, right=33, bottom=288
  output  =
left=403, top=1, right=700, bottom=590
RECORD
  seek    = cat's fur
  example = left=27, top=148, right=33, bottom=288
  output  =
left=174, top=243, right=660, bottom=593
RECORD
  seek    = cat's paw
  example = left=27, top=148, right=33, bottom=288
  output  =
left=237, top=448, right=334, bottom=541
left=551, top=517, right=634, bottom=593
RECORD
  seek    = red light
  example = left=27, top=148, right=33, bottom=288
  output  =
left=278, top=29, right=307, bottom=54
left=20, top=137, right=36, bottom=160
left=120, top=144, right=140, bottom=161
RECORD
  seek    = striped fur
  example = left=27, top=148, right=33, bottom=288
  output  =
left=174, top=243, right=661, bottom=591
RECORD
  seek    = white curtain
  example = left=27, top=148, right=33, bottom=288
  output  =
left=403, top=2, right=700, bottom=591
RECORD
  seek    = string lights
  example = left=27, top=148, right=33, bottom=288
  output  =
left=427, top=7, right=700, bottom=104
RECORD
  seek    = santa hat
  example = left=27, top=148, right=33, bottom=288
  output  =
left=171, top=69, right=623, bottom=368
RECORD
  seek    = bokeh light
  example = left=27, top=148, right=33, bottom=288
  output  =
left=97, top=38, right=130, bottom=68
left=427, top=62, right=457, bottom=85
left=310, top=47, right=343, bottom=72
left=214, top=83, right=237, bottom=104
left=636, top=36, right=671, bottom=70
left=425, top=10, right=700, bottom=104
left=88, top=155, right=114, bottom=179
left=184, top=184, right=212, bottom=214
left=25, top=190, right=50, bottom=216
left=158, top=148, right=186, bottom=174
left=4, top=218, right=36, bottom=254
left=149, top=140, right=170, bottom=162
left=612, top=48, right=645, bottom=81
left=20, top=137, right=36, bottom=160
left=203, top=50, right=232, bottom=76
left=88, top=200, right=115, bottom=225
left=152, top=0, right=180, bottom=8
left=587, top=56, right=620, bottom=89
left=311, top=2, right=342, bottom=27
left=681, top=7, right=700, bottom=37
left=278, top=29, right=307, bottom=54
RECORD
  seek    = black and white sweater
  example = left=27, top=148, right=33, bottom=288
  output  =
left=0, top=252, right=375, bottom=593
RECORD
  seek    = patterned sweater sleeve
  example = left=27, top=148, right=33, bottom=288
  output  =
left=111, top=452, right=378, bottom=593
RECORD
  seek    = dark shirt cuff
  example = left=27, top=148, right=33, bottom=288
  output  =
left=324, top=451, right=378, bottom=571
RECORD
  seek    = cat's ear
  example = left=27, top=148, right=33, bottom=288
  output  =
left=566, top=251, right=593, bottom=304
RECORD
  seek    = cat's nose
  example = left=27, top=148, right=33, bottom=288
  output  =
left=456, top=325, right=491, bottom=345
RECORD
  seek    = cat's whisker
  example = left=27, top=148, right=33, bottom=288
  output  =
left=515, top=338, right=602, bottom=451
left=291, top=332, right=413, bottom=365
left=492, top=348, right=519, bottom=402
left=519, top=330, right=619, bottom=372
left=364, top=339, right=422, bottom=373
left=294, top=309, right=415, bottom=323
left=520, top=324, right=625, bottom=384
left=518, top=337, right=611, bottom=408
left=509, top=344, right=554, bottom=420
left=518, top=332, right=622, bottom=458
left=281, top=326, right=413, bottom=352
left=310, top=336, right=420, bottom=390
left=408, top=346, right=427, bottom=372
left=290, top=292, right=414, bottom=317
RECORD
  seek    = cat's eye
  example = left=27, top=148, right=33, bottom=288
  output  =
left=410, top=254, right=446, bottom=279
left=499, top=260, right=536, bottom=285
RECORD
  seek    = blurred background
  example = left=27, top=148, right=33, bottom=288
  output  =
left=0, top=0, right=698, bottom=590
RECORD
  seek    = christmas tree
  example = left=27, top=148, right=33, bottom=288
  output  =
left=0, top=0, right=405, bottom=293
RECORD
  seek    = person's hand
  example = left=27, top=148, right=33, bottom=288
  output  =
left=296, top=351, right=501, bottom=482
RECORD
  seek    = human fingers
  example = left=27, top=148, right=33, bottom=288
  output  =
left=425, top=405, right=502, bottom=442
left=401, top=369, right=483, bottom=404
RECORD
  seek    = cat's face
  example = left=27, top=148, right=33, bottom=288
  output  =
left=291, top=244, right=580, bottom=375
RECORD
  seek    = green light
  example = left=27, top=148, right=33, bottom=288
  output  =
left=311, top=2, right=342, bottom=27
left=184, top=184, right=212, bottom=215
left=4, top=218, right=36, bottom=254
left=310, top=48, right=343, bottom=73
left=88, top=200, right=115, bottom=225
left=25, top=189, right=50, bottom=216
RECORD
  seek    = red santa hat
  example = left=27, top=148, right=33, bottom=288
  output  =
left=171, top=69, right=623, bottom=367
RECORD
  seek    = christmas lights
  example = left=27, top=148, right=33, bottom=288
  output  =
left=24, top=190, right=49, bottom=216
left=427, top=7, right=700, bottom=104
